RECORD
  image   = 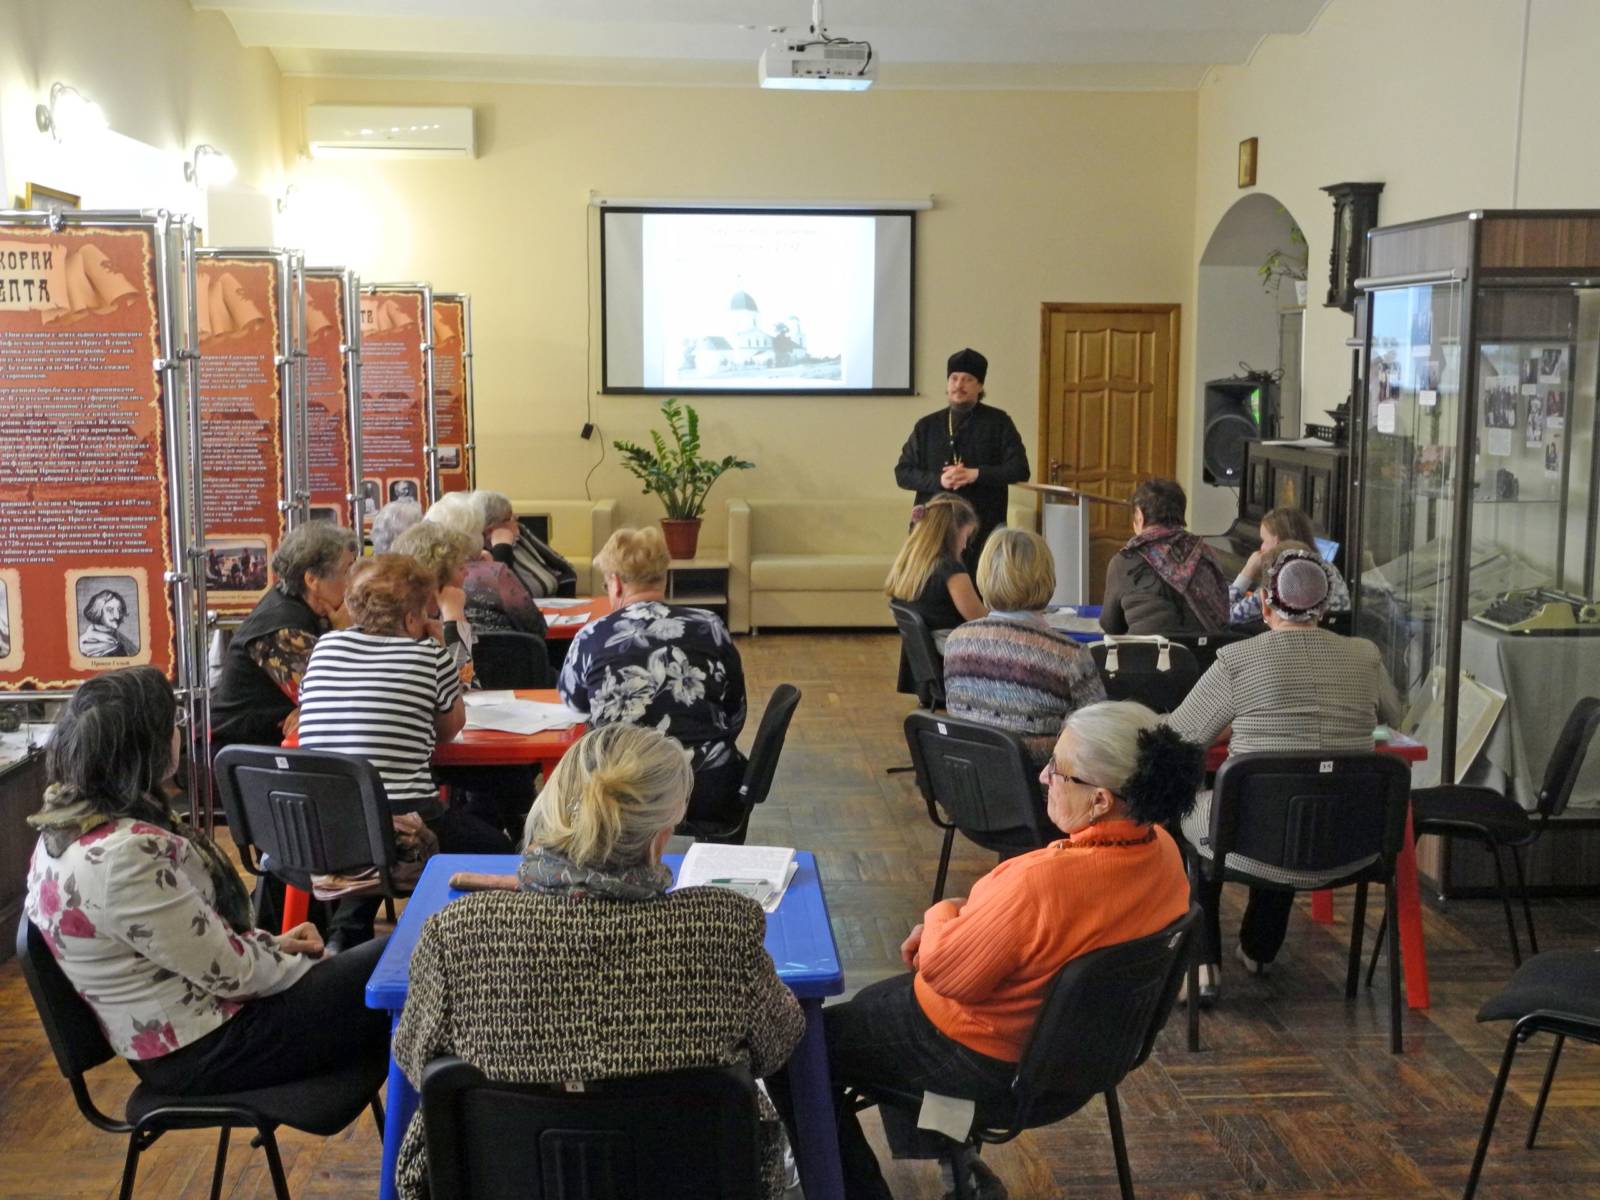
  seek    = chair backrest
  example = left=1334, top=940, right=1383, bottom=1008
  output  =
left=739, top=684, right=801, bottom=808
left=1008, top=904, right=1199, bottom=1130
left=890, top=599, right=945, bottom=709
left=1088, top=639, right=1201, bottom=714
left=213, top=745, right=399, bottom=893
left=1164, top=630, right=1252, bottom=677
left=1209, top=752, right=1410, bottom=878
left=904, top=711, right=1049, bottom=842
left=15, top=917, right=127, bottom=1132
left=1537, top=696, right=1600, bottom=819
left=474, top=631, right=554, bottom=689
left=421, top=1057, right=763, bottom=1200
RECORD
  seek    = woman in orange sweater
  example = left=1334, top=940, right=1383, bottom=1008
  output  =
left=811, top=701, right=1201, bottom=1200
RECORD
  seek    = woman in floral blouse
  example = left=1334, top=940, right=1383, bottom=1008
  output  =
left=559, top=527, right=747, bottom=831
left=23, top=667, right=390, bottom=1095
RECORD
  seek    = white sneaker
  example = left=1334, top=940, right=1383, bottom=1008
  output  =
left=1234, top=943, right=1272, bottom=976
left=1177, top=963, right=1220, bottom=1007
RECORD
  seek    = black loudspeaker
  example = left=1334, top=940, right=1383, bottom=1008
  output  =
left=1202, top=377, right=1277, bottom=486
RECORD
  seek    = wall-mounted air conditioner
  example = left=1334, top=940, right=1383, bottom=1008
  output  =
left=305, top=105, right=475, bottom=159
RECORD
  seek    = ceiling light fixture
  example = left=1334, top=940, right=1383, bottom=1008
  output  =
left=34, top=82, right=109, bottom=143
left=185, top=144, right=238, bottom=189
left=759, top=0, right=876, bottom=91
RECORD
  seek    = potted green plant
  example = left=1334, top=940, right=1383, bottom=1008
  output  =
left=614, top=398, right=754, bottom=560
left=1260, top=220, right=1309, bottom=305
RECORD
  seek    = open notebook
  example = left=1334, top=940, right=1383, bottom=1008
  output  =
left=673, top=843, right=798, bottom=914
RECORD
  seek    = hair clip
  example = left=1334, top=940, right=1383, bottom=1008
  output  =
left=910, top=504, right=927, bottom=522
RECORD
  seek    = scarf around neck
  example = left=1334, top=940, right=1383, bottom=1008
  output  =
left=28, top=782, right=257, bottom=935
left=517, top=845, right=672, bottom=902
left=1124, top=526, right=1230, bottom=630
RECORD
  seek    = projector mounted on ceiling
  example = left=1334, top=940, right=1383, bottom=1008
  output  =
left=759, top=0, right=875, bottom=91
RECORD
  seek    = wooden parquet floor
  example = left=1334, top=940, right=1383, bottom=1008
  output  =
left=5, top=630, right=1600, bottom=1198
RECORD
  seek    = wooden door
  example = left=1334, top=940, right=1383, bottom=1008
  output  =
left=1038, top=304, right=1179, bottom=603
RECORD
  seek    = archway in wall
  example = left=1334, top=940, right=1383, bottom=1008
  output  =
left=1190, top=193, right=1306, bottom=534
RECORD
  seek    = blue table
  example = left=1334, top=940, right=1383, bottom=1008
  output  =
left=367, top=851, right=847, bottom=1200
left=1048, top=603, right=1104, bottom=644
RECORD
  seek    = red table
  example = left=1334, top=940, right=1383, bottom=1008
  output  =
left=1206, top=732, right=1432, bottom=1010
left=537, top=598, right=602, bottom=640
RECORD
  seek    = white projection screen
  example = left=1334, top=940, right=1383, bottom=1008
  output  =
left=602, top=207, right=915, bottom=394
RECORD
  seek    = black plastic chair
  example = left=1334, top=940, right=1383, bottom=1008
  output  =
left=213, top=745, right=404, bottom=921
left=852, top=905, right=1200, bottom=1200
left=420, top=1057, right=763, bottom=1200
left=1165, top=630, right=1253, bottom=678
left=905, top=711, right=1055, bottom=903
left=679, top=684, right=802, bottom=845
left=473, top=630, right=555, bottom=689
left=1463, top=948, right=1600, bottom=1199
left=891, top=599, right=946, bottom=710
left=1089, top=639, right=1201, bottom=714
left=16, top=917, right=385, bottom=1200
left=1394, top=696, right=1600, bottom=969
left=1185, top=751, right=1412, bottom=1054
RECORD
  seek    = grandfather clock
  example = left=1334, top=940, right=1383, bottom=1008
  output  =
left=1321, top=182, right=1384, bottom=312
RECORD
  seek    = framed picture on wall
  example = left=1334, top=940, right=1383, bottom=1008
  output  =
left=17, top=183, right=80, bottom=213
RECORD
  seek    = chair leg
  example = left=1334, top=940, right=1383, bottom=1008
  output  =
left=257, top=1127, right=292, bottom=1200
left=1385, top=877, right=1402, bottom=1055
left=1526, top=1033, right=1565, bottom=1149
left=886, top=763, right=915, bottom=775
left=947, top=1144, right=975, bottom=1200
left=1486, top=841, right=1523, bottom=967
left=383, top=895, right=397, bottom=924
left=932, top=828, right=955, bottom=905
left=1105, top=1087, right=1135, bottom=1200
left=1347, top=880, right=1369, bottom=1000
left=1186, top=951, right=1201, bottom=1053
left=1510, top=845, right=1538, bottom=957
left=1464, top=1025, right=1523, bottom=1200
left=118, top=1135, right=143, bottom=1200
left=1365, top=911, right=1386, bottom=989
left=208, top=1128, right=231, bottom=1200
left=371, top=1096, right=386, bottom=1135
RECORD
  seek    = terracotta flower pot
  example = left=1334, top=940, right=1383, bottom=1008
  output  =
left=660, top=518, right=702, bottom=560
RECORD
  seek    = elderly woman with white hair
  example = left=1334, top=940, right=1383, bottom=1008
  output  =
left=424, top=491, right=547, bottom=637
left=369, top=498, right=423, bottom=555
left=1168, top=547, right=1405, bottom=1001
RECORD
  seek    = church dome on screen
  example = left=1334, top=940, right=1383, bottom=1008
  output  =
left=729, top=289, right=759, bottom=313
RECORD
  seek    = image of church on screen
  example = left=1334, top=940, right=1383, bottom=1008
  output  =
left=682, top=287, right=841, bottom=383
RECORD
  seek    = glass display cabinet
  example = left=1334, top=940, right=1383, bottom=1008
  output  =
left=1350, top=210, right=1600, bottom=893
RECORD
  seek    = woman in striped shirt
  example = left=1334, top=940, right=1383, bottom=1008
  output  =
left=298, top=554, right=512, bottom=952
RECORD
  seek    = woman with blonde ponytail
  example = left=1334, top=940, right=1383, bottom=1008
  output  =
left=392, top=724, right=804, bottom=1200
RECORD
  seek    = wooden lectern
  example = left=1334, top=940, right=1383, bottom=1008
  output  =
left=1013, top=482, right=1131, bottom=606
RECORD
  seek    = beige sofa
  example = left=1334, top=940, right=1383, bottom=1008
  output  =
left=726, top=497, right=1036, bottom=634
left=505, top=498, right=617, bottom=593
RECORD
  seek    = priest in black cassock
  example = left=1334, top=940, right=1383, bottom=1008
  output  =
left=895, top=347, right=1031, bottom=573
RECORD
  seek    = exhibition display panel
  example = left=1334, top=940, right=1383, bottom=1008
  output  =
left=359, top=283, right=436, bottom=512
left=432, top=292, right=474, bottom=493
left=1350, top=210, right=1600, bottom=891
left=300, top=266, right=364, bottom=527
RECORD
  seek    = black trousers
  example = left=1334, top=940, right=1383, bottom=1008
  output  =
left=132, top=937, right=391, bottom=1095
left=1195, top=876, right=1295, bottom=965
left=329, top=807, right=513, bottom=943
left=770, top=974, right=1017, bottom=1200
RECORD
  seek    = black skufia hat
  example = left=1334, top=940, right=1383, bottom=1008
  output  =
left=947, top=347, right=987, bottom=383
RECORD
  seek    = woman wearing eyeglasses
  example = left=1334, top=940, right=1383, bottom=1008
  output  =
left=778, top=701, right=1201, bottom=1200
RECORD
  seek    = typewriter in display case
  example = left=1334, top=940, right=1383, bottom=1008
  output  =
left=1472, top=588, right=1600, bottom=635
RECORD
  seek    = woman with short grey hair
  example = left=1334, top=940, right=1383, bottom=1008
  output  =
left=370, top=498, right=423, bottom=555
left=209, top=522, right=359, bottom=755
left=421, top=491, right=546, bottom=637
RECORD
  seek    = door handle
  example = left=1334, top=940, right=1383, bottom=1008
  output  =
left=1049, top=460, right=1063, bottom=483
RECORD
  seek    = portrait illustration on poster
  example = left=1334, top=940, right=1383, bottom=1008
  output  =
left=389, top=478, right=421, bottom=504
left=66, top=569, right=151, bottom=670
left=0, top=570, right=20, bottom=672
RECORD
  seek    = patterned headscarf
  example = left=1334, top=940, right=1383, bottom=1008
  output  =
left=1123, top=525, right=1231, bottom=630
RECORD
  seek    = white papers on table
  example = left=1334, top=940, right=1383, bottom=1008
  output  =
left=1043, top=610, right=1103, bottom=634
left=537, top=597, right=591, bottom=608
left=547, top=613, right=590, bottom=627
left=464, top=690, right=517, bottom=706
left=674, top=843, right=798, bottom=913
left=461, top=698, right=587, bottom=735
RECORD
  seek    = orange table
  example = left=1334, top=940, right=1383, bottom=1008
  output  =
left=1206, top=733, right=1432, bottom=1010
left=537, top=598, right=602, bottom=641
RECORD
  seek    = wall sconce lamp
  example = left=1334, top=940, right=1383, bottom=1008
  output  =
left=185, top=144, right=238, bottom=189
left=35, top=82, right=108, bottom=143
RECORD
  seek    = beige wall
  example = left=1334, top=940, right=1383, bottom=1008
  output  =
left=279, top=77, right=1198, bottom=546
left=1189, top=0, right=1600, bottom=492
left=0, top=0, right=282, bottom=239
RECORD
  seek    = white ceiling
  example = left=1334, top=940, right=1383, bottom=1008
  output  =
left=195, top=0, right=1331, bottom=89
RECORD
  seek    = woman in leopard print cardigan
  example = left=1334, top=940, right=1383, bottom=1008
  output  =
left=392, top=723, right=805, bottom=1198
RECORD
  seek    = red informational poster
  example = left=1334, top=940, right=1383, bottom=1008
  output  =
left=359, top=289, right=429, bottom=517
left=196, top=257, right=284, bottom=614
left=303, top=274, right=355, bottom=525
left=0, top=225, right=176, bottom=688
left=432, top=296, right=471, bottom=494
